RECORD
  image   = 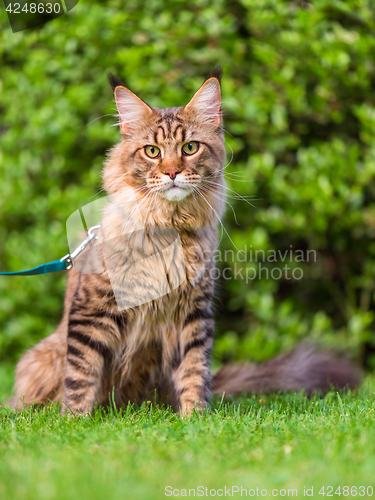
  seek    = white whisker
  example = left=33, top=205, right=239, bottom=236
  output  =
left=202, top=179, right=258, bottom=208
left=86, top=114, right=118, bottom=127
left=192, top=186, right=240, bottom=252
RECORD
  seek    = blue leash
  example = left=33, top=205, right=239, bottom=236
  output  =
left=0, top=259, right=68, bottom=276
left=0, top=225, right=100, bottom=277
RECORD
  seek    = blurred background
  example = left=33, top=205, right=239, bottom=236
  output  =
left=1, top=0, right=375, bottom=394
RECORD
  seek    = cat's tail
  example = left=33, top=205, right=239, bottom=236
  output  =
left=210, top=344, right=361, bottom=397
left=8, top=329, right=66, bottom=409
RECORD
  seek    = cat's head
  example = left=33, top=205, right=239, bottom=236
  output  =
left=103, top=71, right=226, bottom=229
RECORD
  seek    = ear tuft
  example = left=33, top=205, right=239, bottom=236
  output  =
left=107, top=72, right=125, bottom=92
left=207, top=64, right=223, bottom=83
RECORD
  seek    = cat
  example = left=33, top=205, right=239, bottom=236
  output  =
left=11, top=69, right=360, bottom=416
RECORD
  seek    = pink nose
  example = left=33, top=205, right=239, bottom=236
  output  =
left=164, top=169, right=181, bottom=180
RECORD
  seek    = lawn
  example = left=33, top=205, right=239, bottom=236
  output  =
left=0, top=366, right=375, bottom=500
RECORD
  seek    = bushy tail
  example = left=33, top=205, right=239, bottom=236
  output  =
left=211, top=344, right=361, bottom=397
left=9, top=330, right=66, bottom=409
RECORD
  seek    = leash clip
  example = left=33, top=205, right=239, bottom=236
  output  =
left=60, top=254, right=73, bottom=270
left=60, top=225, right=101, bottom=271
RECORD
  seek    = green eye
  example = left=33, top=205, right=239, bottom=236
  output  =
left=182, top=142, right=199, bottom=155
left=145, top=145, right=161, bottom=158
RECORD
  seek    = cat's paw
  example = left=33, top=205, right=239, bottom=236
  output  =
left=61, top=402, right=90, bottom=418
left=179, top=401, right=207, bottom=419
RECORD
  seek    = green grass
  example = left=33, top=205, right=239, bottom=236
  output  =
left=1, top=368, right=375, bottom=500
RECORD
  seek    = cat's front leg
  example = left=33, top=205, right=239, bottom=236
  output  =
left=173, top=303, right=214, bottom=417
left=62, top=305, right=117, bottom=416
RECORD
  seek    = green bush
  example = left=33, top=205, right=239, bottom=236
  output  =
left=1, top=0, right=375, bottom=368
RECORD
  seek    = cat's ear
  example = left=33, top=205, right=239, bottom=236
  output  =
left=108, top=74, right=153, bottom=132
left=185, top=77, right=222, bottom=126
left=114, top=87, right=154, bottom=132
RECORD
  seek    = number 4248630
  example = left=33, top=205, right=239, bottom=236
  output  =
left=319, top=486, right=373, bottom=496
left=5, top=3, right=61, bottom=14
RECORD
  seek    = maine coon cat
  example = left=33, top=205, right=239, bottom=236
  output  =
left=12, top=70, right=359, bottom=416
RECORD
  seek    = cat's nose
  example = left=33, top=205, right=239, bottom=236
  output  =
left=164, top=169, right=181, bottom=180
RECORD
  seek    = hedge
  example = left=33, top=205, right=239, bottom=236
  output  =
left=1, top=0, right=375, bottom=368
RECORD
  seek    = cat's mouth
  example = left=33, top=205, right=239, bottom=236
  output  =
left=159, top=185, right=192, bottom=202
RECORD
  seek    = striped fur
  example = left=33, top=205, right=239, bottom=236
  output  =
left=11, top=73, right=360, bottom=416
left=13, top=74, right=225, bottom=417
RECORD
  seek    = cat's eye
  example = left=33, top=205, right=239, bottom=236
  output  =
left=182, top=142, right=199, bottom=156
left=145, top=145, right=161, bottom=158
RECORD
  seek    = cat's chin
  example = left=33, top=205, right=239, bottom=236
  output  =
left=159, top=186, right=192, bottom=202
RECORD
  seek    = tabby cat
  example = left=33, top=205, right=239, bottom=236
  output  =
left=12, top=70, right=359, bottom=416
